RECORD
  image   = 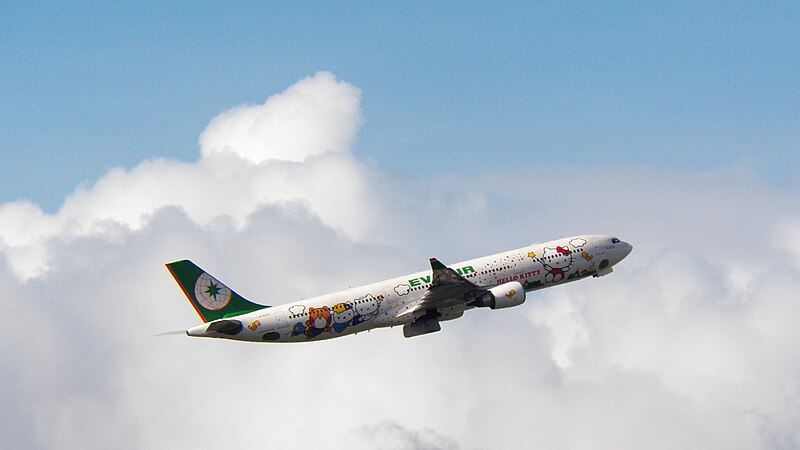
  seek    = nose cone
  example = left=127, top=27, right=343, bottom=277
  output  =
left=612, top=241, right=633, bottom=265
left=620, top=241, right=633, bottom=259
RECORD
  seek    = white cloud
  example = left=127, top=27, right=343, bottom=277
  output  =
left=356, top=420, right=458, bottom=450
left=199, top=71, right=362, bottom=163
left=1, top=74, right=799, bottom=449
left=0, top=72, right=372, bottom=280
left=775, top=218, right=800, bottom=272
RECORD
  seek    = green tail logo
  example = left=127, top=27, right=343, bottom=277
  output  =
left=166, top=260, right=268, bottom=322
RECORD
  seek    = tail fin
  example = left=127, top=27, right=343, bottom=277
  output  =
left=165, top=260, right=268, bottom=322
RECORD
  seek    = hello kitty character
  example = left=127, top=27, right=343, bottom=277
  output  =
left=331, top=302, right=355, bottom=333
left=352, top=294, right=383, bottom=326
left=542, top=246, right=573, bottom=283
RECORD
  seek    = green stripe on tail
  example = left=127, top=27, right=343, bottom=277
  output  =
left=166, top=260, right=268, bottom=322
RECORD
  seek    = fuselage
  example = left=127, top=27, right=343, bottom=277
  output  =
left=186, top=234, right=633, bottom=342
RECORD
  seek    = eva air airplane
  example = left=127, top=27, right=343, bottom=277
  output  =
left=167, top=235, right=632, bottom=342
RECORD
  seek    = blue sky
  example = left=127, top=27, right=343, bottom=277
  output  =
left=2, top=2, right=798, bottom=210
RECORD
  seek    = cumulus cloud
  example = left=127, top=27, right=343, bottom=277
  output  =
left=1, top=73, right=799, bottom=449
left=199, top=72, right=362, bottom=163
left=356, top=420, right=458, bottom=450
left=0, top=72, right=372, bottom=280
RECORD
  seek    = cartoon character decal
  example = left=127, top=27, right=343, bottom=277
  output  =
left=569, top=238, right=587, bottom=248
left=291, top=322, right=307, bottom=337
left=305, top=306, right=332, bottom=338
left=247, top=320, right=261, bottom=331
left=394, top=284, right=410, bottom=296
left=542, top=246, right=573, bottom=283
left=288, top=305, right=306, bottom=318
left=262, top=331, right=280, bottom=341
left=331, top=302, right=355, bottom=333
left=523, top=279, right=543, bottom=290
left=284, top=294, right=384, bottom=340
left=353, top=294, right=383, bottom=326
left=568, top=237, right=594, bottom=262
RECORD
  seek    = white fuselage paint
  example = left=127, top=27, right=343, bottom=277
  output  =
left=187, top=234, right=633, bottom=342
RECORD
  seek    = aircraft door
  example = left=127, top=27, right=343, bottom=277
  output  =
left=258, top=312, right=277, bottom=331
left=378, top=285, right=395, bottom=322
left=275, top=310, right=289, bottom=329
left=517, top=250, right=535, bottom=274
left=592, top=237, right=612, bottom=274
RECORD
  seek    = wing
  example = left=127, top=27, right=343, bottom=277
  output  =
left=400, top=258, right=485, bottom=317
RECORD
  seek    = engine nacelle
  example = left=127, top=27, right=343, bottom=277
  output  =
left=473, top=281, right=525, bottom=309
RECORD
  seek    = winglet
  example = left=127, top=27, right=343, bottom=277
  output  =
left=429, top=257, right=447, bottom=270
left=408, top=256, right=481, bottom=314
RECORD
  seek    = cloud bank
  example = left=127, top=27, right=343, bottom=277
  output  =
left=1, top=72, right=799, bottom=449
left=0, top=73, right=373, bottom=281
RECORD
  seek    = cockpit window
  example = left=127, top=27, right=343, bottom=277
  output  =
left=611, top=237, right=620, bottom=244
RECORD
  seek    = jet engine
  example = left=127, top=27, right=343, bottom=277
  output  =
left=471, top=281, right=525, bottom=309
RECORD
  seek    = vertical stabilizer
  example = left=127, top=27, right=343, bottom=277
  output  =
left=165, top=260, right=268, bottom=322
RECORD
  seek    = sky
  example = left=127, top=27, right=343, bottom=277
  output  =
left=3, top=2, right=799, bottom=210
left=1, top=2, right=800, bottom=449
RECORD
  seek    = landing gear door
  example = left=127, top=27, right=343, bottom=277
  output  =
left=593, top=238, right=611, bottom=277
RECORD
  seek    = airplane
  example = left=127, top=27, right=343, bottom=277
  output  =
left=166, top=234, right=632, bottom=342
